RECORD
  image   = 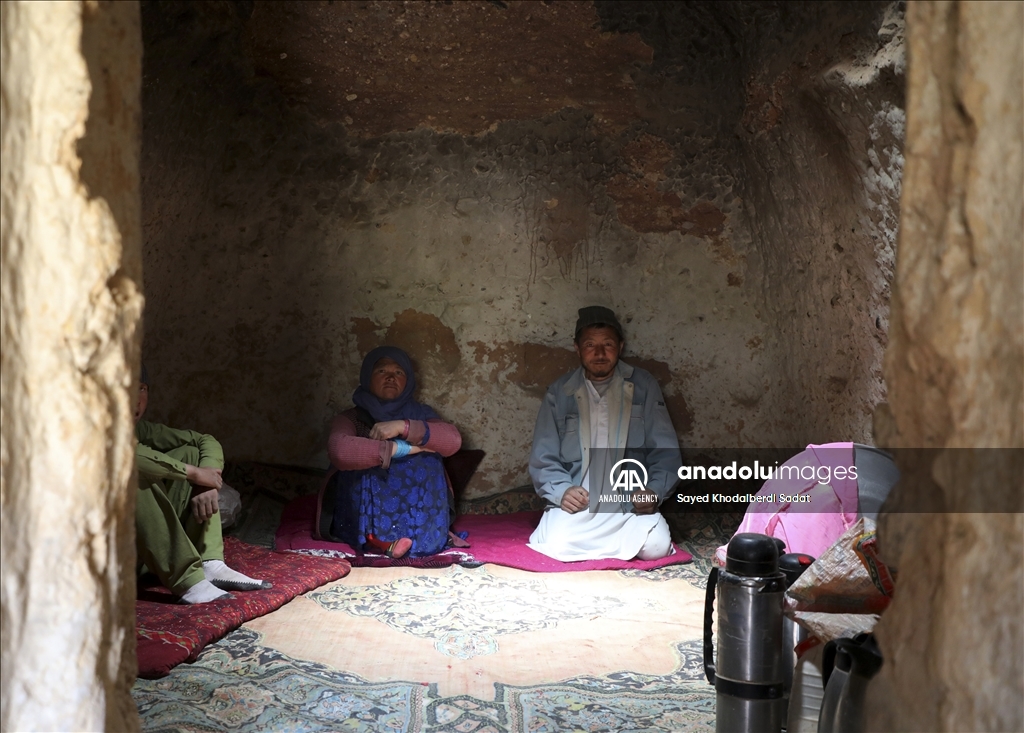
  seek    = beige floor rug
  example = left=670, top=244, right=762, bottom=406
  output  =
left=248, top=563, right=707, bottom=699
left=135, top=561, right=716, bottom=732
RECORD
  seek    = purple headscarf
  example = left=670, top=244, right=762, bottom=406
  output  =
left=352, top=346, right=439, bottom=423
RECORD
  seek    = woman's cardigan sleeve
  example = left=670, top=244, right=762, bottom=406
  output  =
left=328, top=411, right=394, bottom=470
left=406, top=419, right=462, bottom=457
left=328, top=411, right=463, bottom=470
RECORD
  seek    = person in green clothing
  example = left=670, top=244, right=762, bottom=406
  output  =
left=135, top=365, right=269, bottom=604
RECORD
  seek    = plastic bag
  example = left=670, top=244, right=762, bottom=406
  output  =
left=784, top=517, right=896, bottom=643
left=785, top=517, right=894, bottom=615
left=219, top=483, right=242, bottom=528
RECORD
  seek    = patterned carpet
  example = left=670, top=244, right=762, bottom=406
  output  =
left=136, top=465, right=736, bottom=732
left=134, top=627, right=714, bottom=733
left=134, top=558, right=723, bottom=732
left=308, top=566, right=629, bottom=660
left=134, top=628, right=426, bottom=732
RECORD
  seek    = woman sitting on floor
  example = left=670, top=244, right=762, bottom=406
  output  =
left=326, top=346, right=462, bottom=558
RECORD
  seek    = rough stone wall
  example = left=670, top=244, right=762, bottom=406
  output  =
left=868, top=1, right=1023, bottom=731
left=732, top=2, right=906, bottom=445
left=0, top=2, right=143, bottom=730
left=138, top=1, right=903, bottom=496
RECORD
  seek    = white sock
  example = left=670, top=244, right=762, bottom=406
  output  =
left=203, top=560, right=272, bottom=591
left=180, top=579, right=233, bottom=604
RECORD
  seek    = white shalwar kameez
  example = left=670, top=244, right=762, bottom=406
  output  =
left=528, top=376, right=673, bottom=562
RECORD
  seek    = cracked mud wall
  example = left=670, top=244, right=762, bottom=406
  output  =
left=868, top=2, right=1023, bottom=731
left=1, top=1, right=143, bottom=731
left=139, top=1, right=903, bottom=497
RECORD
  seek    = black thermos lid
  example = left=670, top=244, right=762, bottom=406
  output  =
left=779, top=553, right=816, bottom=587
left=726, top=533, right=783, bottom=576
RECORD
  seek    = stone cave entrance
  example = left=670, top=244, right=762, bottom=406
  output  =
left=2, top=2, right=1020, bottom=731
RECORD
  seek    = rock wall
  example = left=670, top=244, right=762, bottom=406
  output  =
left=732, top=2, right=905, bottom=443
left=868, top=1, right=1023, bottom=731
left=139, top=1, right=903, bottom=496
left=0, top=1, right=143, bottom=730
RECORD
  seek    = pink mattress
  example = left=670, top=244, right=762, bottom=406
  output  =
left=276, top=495, right=692, bottom=572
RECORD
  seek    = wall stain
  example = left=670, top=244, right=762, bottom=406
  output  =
left=348, top=310, right=460, bottom=382
left=469, top=340, right=579, bottom=397
left=605, top=129, right=727, bottom=238
left=385, top=309, right=461, bottom=375
left=541, top=192, right=591, bottom=276
left=349, top=316, right=382, bottom=355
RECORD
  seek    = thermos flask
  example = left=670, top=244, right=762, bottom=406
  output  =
left=704, top=533, right=787, bottom=733
left=779, top=552, right=815, bottom=729
left=818, top=634, right=883, bottom=733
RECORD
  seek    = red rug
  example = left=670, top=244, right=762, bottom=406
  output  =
left=276, top=495, right=692, bottom=572
left=136, top=537, right=351, bottom=678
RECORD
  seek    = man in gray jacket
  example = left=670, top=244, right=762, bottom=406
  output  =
left=527, top=306, right=681, bottom=561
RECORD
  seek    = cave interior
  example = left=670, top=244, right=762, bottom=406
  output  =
left=6, top=1, right=1024, bottom=730
left=130, top=0, right=909, bottom=717
left=139, top=0, right=905, bottom=499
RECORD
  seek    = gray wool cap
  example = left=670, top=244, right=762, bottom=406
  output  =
left=574, top=306, right=624, bottom=341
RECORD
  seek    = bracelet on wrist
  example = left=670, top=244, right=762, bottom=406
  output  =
left=392, top=440, right=412, bottom=459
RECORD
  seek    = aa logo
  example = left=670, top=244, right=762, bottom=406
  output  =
left=609, top=459, right=648, bottom=493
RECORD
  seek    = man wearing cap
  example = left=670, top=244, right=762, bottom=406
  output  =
left=527, top=306, right=681, bottom=561
left=134, top=366, right=268, bottom=603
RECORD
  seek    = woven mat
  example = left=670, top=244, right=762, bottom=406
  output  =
left=136, top=537, right=351, bottom=678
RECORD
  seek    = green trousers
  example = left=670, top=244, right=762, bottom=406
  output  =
left=136, top=445, right=224, bottom=595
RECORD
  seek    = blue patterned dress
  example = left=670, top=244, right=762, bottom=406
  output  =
left=329, top=346, right=458, bottom=557
left=330, top=452, right=452, bottom=557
